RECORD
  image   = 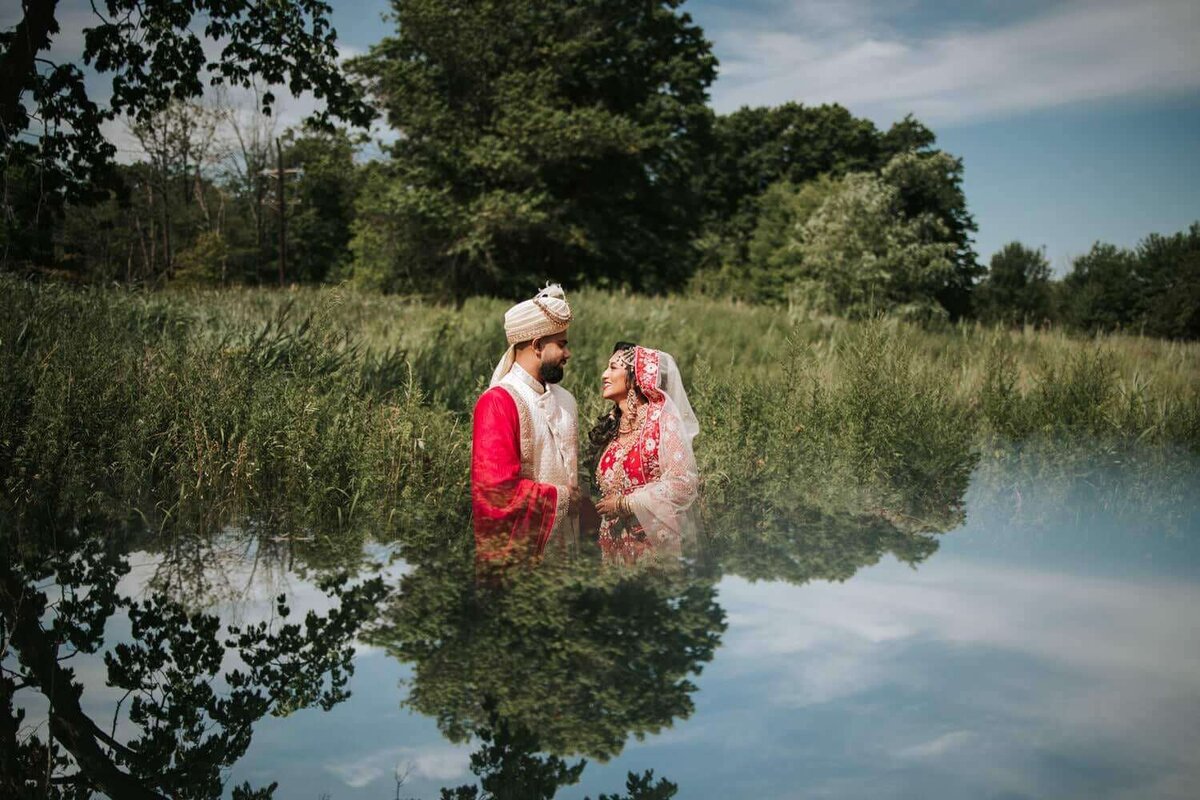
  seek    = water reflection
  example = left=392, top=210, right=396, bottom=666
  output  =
left=0, top=523, right=385, bottom=799
left=2, top=442, right=1197, bottom=798
left=373, top=558, right=724, bottom=762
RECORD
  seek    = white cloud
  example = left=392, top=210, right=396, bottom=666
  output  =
left=894, top=729, right=976, bottom=759
left=709, top=0, right=1200, bottom=124
left=721, top=559, right=1200, bottom=691
left=324, top=743, right=472, bottom=789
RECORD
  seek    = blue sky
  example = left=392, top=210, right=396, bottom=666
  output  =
left=7, top=0, right=1198, bottom=273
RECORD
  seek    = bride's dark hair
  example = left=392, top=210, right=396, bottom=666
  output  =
left=587, top=341, right=641, bottom=464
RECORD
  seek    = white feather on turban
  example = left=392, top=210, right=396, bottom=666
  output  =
left=489, top=284, right=573, bottom=386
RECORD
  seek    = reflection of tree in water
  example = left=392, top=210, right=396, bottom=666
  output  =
left=369, top=438, right=978, bottom=798
left=0, top=523, right=384, bottom=799
left=138, top=520, right=381, bottom=616
left=705, top=506, right=944, bottom=585
left=432, top=700, right=677, bottom=800
left=0, top=413, right=992, bottom=798
left=696, top=463, right=963, bottom=586
left=372, top=553, right=725, bottom=763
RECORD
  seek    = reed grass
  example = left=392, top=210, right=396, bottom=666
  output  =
left=2, top=276, right=1196, bottom=532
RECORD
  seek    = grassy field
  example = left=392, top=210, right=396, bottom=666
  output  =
left=2, top=277, right=1197, bottom=535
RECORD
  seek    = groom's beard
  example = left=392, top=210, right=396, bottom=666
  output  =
left=539, top=360, right=565, bottom=384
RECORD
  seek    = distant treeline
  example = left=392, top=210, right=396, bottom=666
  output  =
left=2, top=0, right=1197, bottom=339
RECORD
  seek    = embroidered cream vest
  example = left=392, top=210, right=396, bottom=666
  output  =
left=500, top=366, right=579, bottom=546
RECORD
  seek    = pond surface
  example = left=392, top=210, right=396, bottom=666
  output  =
left=6, top=448, right=1200, bottom=799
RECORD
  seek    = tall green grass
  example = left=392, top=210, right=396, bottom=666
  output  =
left=2, top=277, right=1196, bottom=533
left=0, top=279, right=466, bottom=531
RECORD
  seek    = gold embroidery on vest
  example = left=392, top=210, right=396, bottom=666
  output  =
left=500, top=385, right=534, bottom=479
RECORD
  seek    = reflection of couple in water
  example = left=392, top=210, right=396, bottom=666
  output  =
left=471, top=284, right=699, bottom=565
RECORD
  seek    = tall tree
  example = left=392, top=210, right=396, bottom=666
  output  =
left=1136, top=223, right=1200, bottom=340
left=283, top=128, right=363, bottom=283
left=792, top=167, right=958, bottom=319
left=881, top=150, right=980, bottom=319
left=699, top=102, right=885, bottom=242
left=348, top=0, right=717, bottom=299
left=689, top=105, right=977, bottom=310
left=128, top=101, right=219, bottom=280
left=976, top=242, right=1053, bottom=325
left=1062, top=242, right=1141, bottom=332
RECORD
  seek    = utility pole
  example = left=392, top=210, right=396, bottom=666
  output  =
left=259, top=144, right=303, bottom=288
left=276, top=137, right=287, bottom=287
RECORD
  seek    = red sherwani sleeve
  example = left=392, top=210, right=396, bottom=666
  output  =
left=471, top=387, right=559, bottom=561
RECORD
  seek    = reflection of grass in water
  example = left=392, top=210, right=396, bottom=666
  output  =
left=968, top=438, right=1200, bottom=540
left=2, top=277, right=1196, bottom=533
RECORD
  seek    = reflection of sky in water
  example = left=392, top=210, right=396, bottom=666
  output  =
left=227, top=539, right=1200, bottom=799
left=559, top=457, right=1200, bottom=800
left=220, top=455, right=1200, bottom=799
left=590, top=564, right=1199, bottom=799
left=13, top=454, right=1200, bottom=799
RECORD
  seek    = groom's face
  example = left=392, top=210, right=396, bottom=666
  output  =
left=535, top=331, right=570, bottom=384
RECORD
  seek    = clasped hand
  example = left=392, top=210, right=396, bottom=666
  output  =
left=595, top=493, right=623, bottom=517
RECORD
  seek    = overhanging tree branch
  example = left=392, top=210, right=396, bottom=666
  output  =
left=0, top=0, right=60, bottom=135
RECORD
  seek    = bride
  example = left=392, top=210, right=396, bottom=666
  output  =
left=590, top=342, right=699, bottom=563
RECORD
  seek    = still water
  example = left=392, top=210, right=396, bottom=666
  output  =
left=6, top=447, right=1200, bottom=799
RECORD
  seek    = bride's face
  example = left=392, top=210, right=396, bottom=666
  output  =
left=601, top=356, right=629, bottom=402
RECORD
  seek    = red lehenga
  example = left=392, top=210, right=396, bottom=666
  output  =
left=596, top=347, right=699, bottom=565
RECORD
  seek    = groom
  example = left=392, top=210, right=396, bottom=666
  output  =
left=472, top=284, right=580, bottom=562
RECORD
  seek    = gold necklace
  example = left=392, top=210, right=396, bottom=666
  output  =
left=618, top=403, right=644, bottom=434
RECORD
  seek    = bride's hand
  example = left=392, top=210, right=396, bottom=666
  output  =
left=595, top=494, right=621, bottom=517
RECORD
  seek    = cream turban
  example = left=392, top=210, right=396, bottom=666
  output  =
left=489, top=284, right=573, bottom=386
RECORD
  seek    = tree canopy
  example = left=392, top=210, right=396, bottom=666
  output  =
left=976, top=242, right=1053, bottom=325
left=0, top=0, right=370, bottom=264
left=347, top=0, right=717, bottom=300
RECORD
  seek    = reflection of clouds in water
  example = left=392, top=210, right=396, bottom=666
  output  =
left=324, top=743, right=471, bottom=789
left=711, top=557, right=1200, bottom=797
left=721, top=560, right=1200, bottom=686
left=118, top=540, right=406, bottom=628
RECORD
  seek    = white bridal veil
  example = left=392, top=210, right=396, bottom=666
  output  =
left=625, top=348, right=701, bottom=548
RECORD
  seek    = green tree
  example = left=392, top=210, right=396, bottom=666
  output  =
left=977, top=242, right=1053, bottom=325
left=704, top=175, right=837, bottom=303
left=881, top=150, right=980, bottom=319
left=347, top=0, right=717, bottom=299
left=690, top=106, right=976, bottom=310
left=699, top=103, right=886, bottom=239
left=1136, top=222, right=1200, bottom=340
left=1, top=0, right=370, bottom=270
left=786, top=165, right=958, bottom=318
left=1062, top=242, right=1140, bottom=332
left=284, top=129, right=363, bottom=283
left=692, top=103, right=902, bottom=282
